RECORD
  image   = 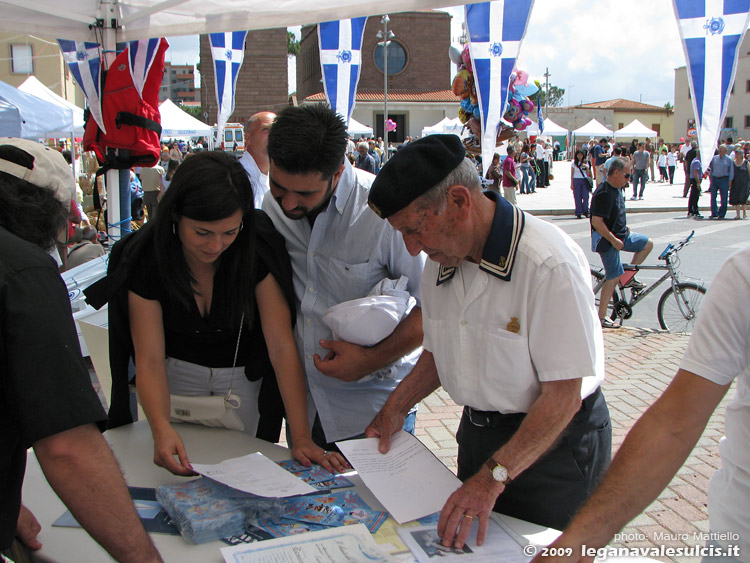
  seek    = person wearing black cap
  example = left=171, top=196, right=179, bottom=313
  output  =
left=0, top=139, right=162, bottom=562
left=261, top=105, right=426, bottom=451
left=365, top=134, right=611, bottom=549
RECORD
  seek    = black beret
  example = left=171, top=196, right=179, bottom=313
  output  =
left=368, top=134, right=465, bottom=218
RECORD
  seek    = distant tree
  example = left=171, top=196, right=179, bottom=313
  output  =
left=533, top=81, right=566, bottom=107
left=287, top=31, right=300, bottom=56
left=664, top=101, right=674, bottom=113
left=182, top=105, right=203, bottom=119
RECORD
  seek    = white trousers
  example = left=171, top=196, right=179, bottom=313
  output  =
left=165, top=357, right=261, bottom=436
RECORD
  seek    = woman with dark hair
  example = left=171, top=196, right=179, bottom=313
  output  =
left=570, top=149, right=592, bottom=219
left=124, top=151, right=346, bottom=476
left=519, top=142, right=536, bottom=194
left=161, top=158, right=179, bottom=194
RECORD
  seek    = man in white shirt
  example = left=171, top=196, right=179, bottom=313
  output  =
left=366, top=135, right=610, bottom=549
left=536, top=247, right=750, bottom=563
left=262, top=105, right=425, bottom=451
left=534, top=139, right=546, bottom=188
left=239, top=111, right=275, bottom=209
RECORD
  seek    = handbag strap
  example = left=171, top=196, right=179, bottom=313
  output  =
left=226, top=312, right=245, bottom=399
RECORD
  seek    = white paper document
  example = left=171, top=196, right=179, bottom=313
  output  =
left=336, top=431, right=461, bottom=524
left=397, top=519, right=529, bottom=562
left=220, top=523, right=393, bottom=562
left=191, top=453, right=316, bottom=497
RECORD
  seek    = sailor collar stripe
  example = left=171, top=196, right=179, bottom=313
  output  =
left=435, top=191, right=525, bottom=286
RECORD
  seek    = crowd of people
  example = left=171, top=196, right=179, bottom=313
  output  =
left=2, top=110, right=749, bottom=563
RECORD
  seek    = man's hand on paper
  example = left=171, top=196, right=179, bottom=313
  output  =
left=437, top=472, right=503, bottom=549
left=16, top=504, right=42, bottom=551
left=291, top=438, right=350, bottom=473
left=152, top=426, right=197, bottom=476
left=364, top=406, right=406, bottom=454
left=313, top=339, right=375, bottom=382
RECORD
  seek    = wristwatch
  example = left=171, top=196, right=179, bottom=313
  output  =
left=485, top=458, right=512, bottom=485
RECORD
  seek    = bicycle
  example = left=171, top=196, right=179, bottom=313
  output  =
left=590, top=230, right=706, bottom=332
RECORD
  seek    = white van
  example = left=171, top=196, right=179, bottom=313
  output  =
left=212, top=123, right=245, bottom=154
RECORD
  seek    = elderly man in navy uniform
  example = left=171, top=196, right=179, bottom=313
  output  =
left=365, top=135, right=611, bottom=549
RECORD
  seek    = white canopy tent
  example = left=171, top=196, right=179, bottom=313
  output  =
left=0, top=0, right=466, bottom=42
left=347, top=117, right=373, bottom=137
left=159, top=99, right=212, bottom=138
left=614, top=119, right=658, bottom=139
left=0, top=79, right=74, bottom=139
left=18, top=76, right=85, bottom=136
left=572, top=118, right=613, bottom=138
left=422, top=117, right=465, bottom=138
left=525, top=117, right=568, bottom=136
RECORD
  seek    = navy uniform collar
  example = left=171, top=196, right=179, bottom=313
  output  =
left=436, top=191, right=525, bottom=285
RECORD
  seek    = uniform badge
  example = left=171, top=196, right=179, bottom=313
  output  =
left=507, top=317, right=520, bottom=333
left=499, top=256, right=507, bottom=268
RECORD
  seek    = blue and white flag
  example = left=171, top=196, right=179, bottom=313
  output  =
left=128, top=38, right=168, bottom=99
left=318, top=17, right=368, bottom=126
left=209, top=31, right=248, bottom=143
left=465, top=0, right=534, bottom=175
left=672, top=0, right=750, bottom=169
left=536, top=92, right=544, bottom=134
left=58, top=39, right=106, bottom=133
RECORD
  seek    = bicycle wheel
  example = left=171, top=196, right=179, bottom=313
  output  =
left=657, top=282, right=706, bottom=332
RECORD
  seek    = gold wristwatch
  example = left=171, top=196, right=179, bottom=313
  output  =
left=485, top=458, right=512, bottom=485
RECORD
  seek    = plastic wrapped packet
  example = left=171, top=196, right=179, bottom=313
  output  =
left=322, top=276, right=414, bottom=347
left=155, top=477, right=285, bottom=544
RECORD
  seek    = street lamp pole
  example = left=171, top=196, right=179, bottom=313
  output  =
left=377, top=15, right=394, bottom=163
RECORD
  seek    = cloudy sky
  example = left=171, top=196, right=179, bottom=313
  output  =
left=164, top=0, right=691, bottom=108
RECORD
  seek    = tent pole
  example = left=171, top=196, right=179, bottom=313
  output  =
left=101, top=0, right=130, bottom=241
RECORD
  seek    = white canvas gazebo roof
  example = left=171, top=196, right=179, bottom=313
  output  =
left=347, top=117, right=373, bottom=137
left=525, top=117, right=568, bottom=136
left=159, top=99, right=212, bottom=138
left=0, top=79, right=74, bottom=139
left=18, top=76, right=85, bottom=136
left=614, top=119, right=658, bottom=139
left=572, top=118, right=613, bottom=138
left=0, top=0, right=467, bottom=42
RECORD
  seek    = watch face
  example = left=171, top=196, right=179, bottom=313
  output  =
left=492, top=464, right=509, bottom=482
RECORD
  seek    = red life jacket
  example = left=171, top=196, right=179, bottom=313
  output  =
left=84, top=39, right=167, bottom=171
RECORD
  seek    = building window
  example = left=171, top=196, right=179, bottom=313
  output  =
left=746, top=80, right=750, bottom=93
left=618, top=123, right=624, bottom=130
left=374, top=41, right=407, bottom=75
left=687, top=89, right=691, bottom=99
left=651, top=124, right=661, bottom=136
left=745, top=115, right=750, bottom=128
left=724, top=116, right=734, bottom=129
left=10, top=44, right=33, bottom=74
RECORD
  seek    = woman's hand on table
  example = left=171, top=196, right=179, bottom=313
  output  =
left=152, top=426, right=197, bottom=476
left=291, top=438, right=350, bottom=474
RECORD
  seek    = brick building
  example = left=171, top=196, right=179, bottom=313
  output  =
left=199, top=28, right=288, bottom=128
left=297, top=11, right=460, bottom=142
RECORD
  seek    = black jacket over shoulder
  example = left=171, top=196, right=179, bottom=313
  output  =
left=84, top=210, right=295, bottom=442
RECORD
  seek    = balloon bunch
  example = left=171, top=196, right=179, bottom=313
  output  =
left=449, top=44, right=482, bottom=140
left=385, top=119, right=397, bottom=132
left=503, top=70, right=538, bottom=131
left=449, top=44, right=539, bottom=154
